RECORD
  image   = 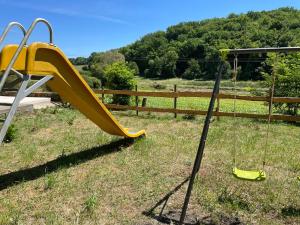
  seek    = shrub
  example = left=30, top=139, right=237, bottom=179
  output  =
left=103, top=62, right=136, bottom=105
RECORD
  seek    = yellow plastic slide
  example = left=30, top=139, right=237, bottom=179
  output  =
left=0, top=42, right=145, bottom=138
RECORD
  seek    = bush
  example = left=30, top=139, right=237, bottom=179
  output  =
left=103, top=62, right=136, bottom=105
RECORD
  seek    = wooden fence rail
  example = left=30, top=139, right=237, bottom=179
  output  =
left=2, top=86, right=300, bottom=122
left=94, top=89, right=300, bottom=103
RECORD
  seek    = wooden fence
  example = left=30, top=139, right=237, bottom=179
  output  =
left=94, top=86, right=300, bottom=122
left=2, top=85, right=300, bottom=122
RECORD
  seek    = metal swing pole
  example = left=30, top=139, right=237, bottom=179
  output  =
left=179, top=63, right=225, bottom=225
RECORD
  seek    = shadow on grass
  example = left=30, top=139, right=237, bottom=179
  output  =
left=0, top=138, right=136, bottom=191
left=142, top=177, right=245, bottom=225
left=142, top=176, right=201, bottom=225
left=282, top=206, right=300, bottom=217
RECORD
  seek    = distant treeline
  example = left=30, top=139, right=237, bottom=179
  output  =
left=70, top=7, right=300, bottom=81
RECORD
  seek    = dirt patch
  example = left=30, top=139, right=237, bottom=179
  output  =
left=142, top=210, right=245, bottom=225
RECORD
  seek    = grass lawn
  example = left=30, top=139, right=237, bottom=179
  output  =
left=135, top=77, right=266, bottom=92
left=0, top=107, right=299, bottom=225
left=104, top=77, right=269, bottom=115
left=104, top=94, right=268, bottom=115
left=143, top=97, right=268, bottom=114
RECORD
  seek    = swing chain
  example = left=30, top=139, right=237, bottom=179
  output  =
left=233, top=54, right=238, bottom=166
left=263, top=53, right=277, bottom=168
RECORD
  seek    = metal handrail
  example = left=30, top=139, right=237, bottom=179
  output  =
left=0, top=22, right=26, bottom=46
left=0, top=18, right=54, bottom=92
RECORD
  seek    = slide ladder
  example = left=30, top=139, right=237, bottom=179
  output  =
left=0, top=18, right=145, bottom=143
left=0, top=18, right=54, bottom=143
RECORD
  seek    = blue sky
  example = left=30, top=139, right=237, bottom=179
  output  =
left=1, top=0, right=300, bottom=57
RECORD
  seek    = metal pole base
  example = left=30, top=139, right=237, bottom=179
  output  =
left=158, top=210, right=199, bottom=225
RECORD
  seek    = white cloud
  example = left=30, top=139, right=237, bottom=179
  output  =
left=1, top=1, right=131, bottom=25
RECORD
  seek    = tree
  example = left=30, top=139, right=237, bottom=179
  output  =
left=103, top=62, right=136, bottom=105
left=127, top=61, right=139, bottom=75
left=160, top=50, right=179, bottom=78
left=261, top=53, right=300, bottom=115
left=144, top=57, right=162, bottom=78
left=88, top=51, right=125, bottom=83
left=69, top=57, right=88, bottom=65
left=182, top=59, right=202, bottom=80
left=82, top=73, right=101, bottom=89
left=121, top=7, right=300, bottom=80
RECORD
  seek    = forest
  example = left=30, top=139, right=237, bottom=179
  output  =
left=71, top=7, right=300, bottom=81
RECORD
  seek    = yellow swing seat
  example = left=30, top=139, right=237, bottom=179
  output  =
left=233, top=167, right=266, bottom=181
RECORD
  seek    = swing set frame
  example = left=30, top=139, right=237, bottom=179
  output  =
left=178, top=46, right=300, bottom=225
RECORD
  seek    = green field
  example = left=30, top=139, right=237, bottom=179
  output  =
left=0, top=107, right=299, bottom=225
left=101, top=77, right=269, bottom=115
left=135, top=77, right=266, bottom=92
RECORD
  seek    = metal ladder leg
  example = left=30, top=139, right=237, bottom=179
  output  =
left=0, top=75, right=30, bottom=143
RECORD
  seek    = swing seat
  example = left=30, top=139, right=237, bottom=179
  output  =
left=233, top=167, right=266, bottom=181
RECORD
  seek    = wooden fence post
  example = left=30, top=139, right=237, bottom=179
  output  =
left=101, top=85, right=104, bottom=103
left=174, top=84, right=177, bottom=118
left=135, top=85, right=138, bottom=116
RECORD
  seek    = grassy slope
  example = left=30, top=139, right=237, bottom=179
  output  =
left=0, top=107, right=299, bottom=224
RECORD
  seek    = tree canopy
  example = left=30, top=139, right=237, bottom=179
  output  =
left=88, top=50, right=125, bottom=82
left=120, top=7, right=300, bottom=80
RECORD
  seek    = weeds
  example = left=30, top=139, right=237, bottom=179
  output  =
left=44, top=174, right=56, bottom=190
left=4, top=124, right=17, bottom=143
left=218, top=188, right=250, bottom=211
left=83, top=194, right=97, bottom=213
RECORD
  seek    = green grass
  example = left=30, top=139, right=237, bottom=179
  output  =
left=118, top=77, right=268, bottom=115
left=135, top=76, right=266, bottom=92
left=143, top=97, right=267, bottom=114
left=104, top=94, right=268, bottom=115
left=0, top=107, right=299, bottom=224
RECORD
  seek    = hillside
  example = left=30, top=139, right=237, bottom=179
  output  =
left=119, top=7, right=300, bottom=80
